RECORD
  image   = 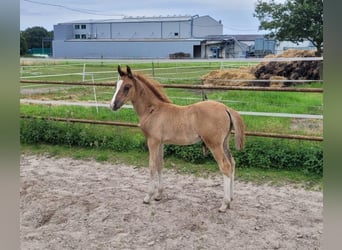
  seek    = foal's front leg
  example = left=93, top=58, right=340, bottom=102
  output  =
left=154, top=144, right=164, bottom=201
left=143, top=139, right=163, bottom=204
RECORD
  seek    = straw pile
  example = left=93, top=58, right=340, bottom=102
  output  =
left=201, top=67, right=255, bottom=86
left=202, top=49, right=321, bottom=87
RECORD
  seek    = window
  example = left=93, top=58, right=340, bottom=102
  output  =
left=81, top=24, right=86, bottom=29
left=75, top=24, right=80, bottom=29
left=75, top=34, right=80, bottom=39
left=81, top=34, right=87, bottom=39
left=174, top=32, right=179, bottom=36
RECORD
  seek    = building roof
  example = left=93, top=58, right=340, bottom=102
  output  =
left=57, top=15, right=197, bottom=25
left=204, top=34, right=265, bottom=41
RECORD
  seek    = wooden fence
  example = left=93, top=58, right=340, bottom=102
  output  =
left=20, top=80, right=323, bottom=141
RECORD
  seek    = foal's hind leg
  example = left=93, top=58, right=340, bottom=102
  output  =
left=205, top=140, right=233, bottom=212
left=224, top=137, right=235, bottom=201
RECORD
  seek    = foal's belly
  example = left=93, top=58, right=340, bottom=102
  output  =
left=158, top=106, right=203, bottom=145
left=163, top=133, right=202, bottom=145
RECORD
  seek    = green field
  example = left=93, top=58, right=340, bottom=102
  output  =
left=20, top=60, right=323, bottom=137
left=20, top=59, right=323, bottom=185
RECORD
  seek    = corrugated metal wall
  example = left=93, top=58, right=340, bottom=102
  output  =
left=53, top=16, right=222, bottom=58
left=53, top=40, right=201, bottom=59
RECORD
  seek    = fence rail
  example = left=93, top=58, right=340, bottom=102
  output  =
left=20, top=99, right=323, bottom=120
left=20, top=80, right=323, bottom=93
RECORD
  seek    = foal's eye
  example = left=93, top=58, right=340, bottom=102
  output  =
left=123, top=85, right=131, bottom=93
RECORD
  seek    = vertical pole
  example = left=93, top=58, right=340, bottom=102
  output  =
left=82, top=63, right=86, bottom=82
left=319, top=60, right=323, bottom=80
left=201, top=79, right=207, bottom=101
left=91, top=74, right=99, bottom=114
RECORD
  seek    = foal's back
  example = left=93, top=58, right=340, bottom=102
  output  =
left=147, top=100, right=232, bottom=145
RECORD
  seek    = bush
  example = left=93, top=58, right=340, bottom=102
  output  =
left=165, top=138, right=322, bottom=176
left=20, top=119, right=146, bottom=152
left=20, top=119, right=323, bottom=176
left=164, top=143, right=212, bottom=164
left=232, top=138, right=322, bottom=176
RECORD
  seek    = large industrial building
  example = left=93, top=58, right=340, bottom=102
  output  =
left=52, top=15, right=315, bottom=59
left=53, top=15, right=224, bottom=59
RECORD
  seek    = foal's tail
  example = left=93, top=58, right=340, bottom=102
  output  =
left=227, top=108, right=245, bottom=150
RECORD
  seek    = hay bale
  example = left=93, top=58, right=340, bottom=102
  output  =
left=201, top=67, right=255, bottom=86
left=269, top=76, right=287, bottom=87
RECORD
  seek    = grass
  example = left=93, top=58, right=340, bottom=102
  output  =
left=20, top=60, right=323, bottom=190
left=21, top=81, right=323, bottom=118
left=21, top=144, right=322, bottom=191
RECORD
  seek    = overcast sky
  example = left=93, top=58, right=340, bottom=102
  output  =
left=20, top=0, right=282, bottom=34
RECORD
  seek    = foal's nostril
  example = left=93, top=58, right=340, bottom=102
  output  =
left=110, top=100, right=118, bottom=111
left=112, top=100, right=121, bottom=111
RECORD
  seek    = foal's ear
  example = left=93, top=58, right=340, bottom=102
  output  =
left=118, top=65, right=125, bottom=77
left=126, top=65, right=134, bottom=79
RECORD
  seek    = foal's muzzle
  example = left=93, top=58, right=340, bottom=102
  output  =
left=111, top=100, right=123, bottom=111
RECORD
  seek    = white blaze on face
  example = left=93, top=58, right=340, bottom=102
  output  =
left=110, top=80, right=123, bottom=109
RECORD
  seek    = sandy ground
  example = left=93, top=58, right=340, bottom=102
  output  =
left=20, top=154, right=323, bottom=249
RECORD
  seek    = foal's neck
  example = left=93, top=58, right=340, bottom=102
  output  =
left=131, top=81, right=165, bottom=119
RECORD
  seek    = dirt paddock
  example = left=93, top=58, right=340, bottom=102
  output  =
left=20, top=154, right=323, bottom=249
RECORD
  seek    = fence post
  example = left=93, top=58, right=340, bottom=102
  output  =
left=91, top=74, right=99, bottom=114
left=319, top=61, right=323, bottom=80
left=201, top=79, right=207, bottom=101
left=82, top=63, right=86, bottom=82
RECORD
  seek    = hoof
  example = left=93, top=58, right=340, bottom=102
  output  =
left=219, top=202, right=231, bottom=212
left=218, top=206, right=226, bottom=213
left=143, top=196, right=151, bottom=204
left=154, top=193, right=162, bottom=201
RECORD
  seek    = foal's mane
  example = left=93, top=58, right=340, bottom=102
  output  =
left=134, top=72, right=172, bottom=103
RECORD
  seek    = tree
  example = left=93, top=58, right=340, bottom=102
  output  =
left=254, top=0, right=323, bottom=56
left=20, top=26, right=53, bottom=56
left=22, top=26, right=52, bottom=50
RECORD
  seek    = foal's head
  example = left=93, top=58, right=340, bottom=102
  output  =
left=110, top=65, right=136, bottom=111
